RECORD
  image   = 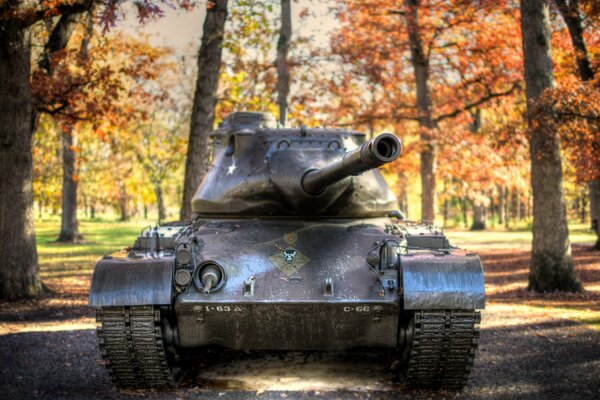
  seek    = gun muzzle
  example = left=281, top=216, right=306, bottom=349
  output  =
left=302, top=132, right=402, bottom=196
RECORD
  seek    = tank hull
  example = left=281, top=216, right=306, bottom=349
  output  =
left=90, top=217, right=485, bottom=389
left=174, top=217, right=400, bottom=350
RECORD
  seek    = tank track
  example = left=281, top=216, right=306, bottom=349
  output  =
left=406, top=310, right=481, bottom=389
left=96, top=305, right=176, bottom=389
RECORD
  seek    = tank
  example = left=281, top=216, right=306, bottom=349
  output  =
left=89, top=111, right=485, bottom=390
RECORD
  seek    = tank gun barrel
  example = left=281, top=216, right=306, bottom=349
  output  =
left=301, top=132, right=402, bottom=196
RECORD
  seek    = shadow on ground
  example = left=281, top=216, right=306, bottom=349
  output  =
left=1, top=321, right=599, bottom=400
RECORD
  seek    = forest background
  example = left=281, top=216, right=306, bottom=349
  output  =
left=28, top=0, right=599, bottom=233
left=0, top=1, right=599, bottom=398
left=0, top=0, right=598, bottom=298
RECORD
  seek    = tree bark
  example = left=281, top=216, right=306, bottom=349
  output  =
left=0, top=23, right=42, bottom=300
left=489, top=194, right=495, bottom=227
left=180, top=0, right=229, bottom=221
left=39, top=13, right=80, bottom=72
left=511, top=188, right=520, bottom=223
left=57, top=125, right=81, bottom=242
left=554, top=0, right=594, bottom=81
left=590, top=180, right=600, bottom=249
left=42, top=13, right=86, bottom=242
left=503, top=187, right=509, bottom=227
left=580, top=191, right=587, bottom=223
left=276, top=0, right=292, bottom=126
left=461, top=197, right=469, bottom=228
left=404, top=0, right=436, bottom=222
left=471, top=200, right=486, bottom=230
left=154, top=184, right=166, bottom=223
left=554, top=0, right=598, bottom=248
left=520, top=0, right=580, bottom=292
left=83, top=195, right=89, bottom=218
left=119, top=185, right=129, bottom=221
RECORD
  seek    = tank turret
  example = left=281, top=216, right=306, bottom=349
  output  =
left=192, top=112, right=402, bottom=216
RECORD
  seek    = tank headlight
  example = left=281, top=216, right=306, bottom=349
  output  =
left=175, top=242, right=193, bottom=265
left=174, top=269, right=192, bottom=286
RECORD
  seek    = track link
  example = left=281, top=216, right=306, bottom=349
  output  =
left=96, top=306, right=176, bottom=389
left=406, top=310, right=481, bottom=389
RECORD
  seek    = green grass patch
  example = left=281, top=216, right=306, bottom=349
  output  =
left=36, top=218, right=155, bottom=275
left=445, top=223, right=596, bottom=247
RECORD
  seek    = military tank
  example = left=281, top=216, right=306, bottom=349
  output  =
left=89, top=111, right=485, bottom=390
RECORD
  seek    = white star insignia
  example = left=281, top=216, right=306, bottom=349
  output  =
left=227, top=160, right=237, bottom=175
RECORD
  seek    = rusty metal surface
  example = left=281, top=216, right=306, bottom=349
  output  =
left=401, top=253, right=485, bottom=310
left=89, top=255, right=174, bottom=307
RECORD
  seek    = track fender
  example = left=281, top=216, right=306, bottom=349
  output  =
left=400, top=253, right=485, bottom=310
left=89, top=255, right=174, bottom=307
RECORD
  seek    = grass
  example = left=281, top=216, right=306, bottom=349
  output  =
left=445, top=223, right=596, bottom=247
left=35, top=216, right=156, bottom=296
left=36, top=216, right=153, bottom=255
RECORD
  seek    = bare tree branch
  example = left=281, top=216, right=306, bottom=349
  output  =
left=433, top=82, right=521, bottom=124
left=17, top=0, right=93, bottom=29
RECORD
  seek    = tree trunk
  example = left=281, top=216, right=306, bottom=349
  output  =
left=520, top=0, right=580, bottom=292
left=526, top=191, right=532, bottom=220
left=404, top=0, right=436, bottom=222
left=119, top=185, right=129, bottom=222
left=580, top=192, right=587, bottom=223
left=0, top=24, right=42, bottom=300
left=180, top=0, right=229, bottom=221
left=503, top=187, right=510, bottom=227
left=83, top=195, right=88, bottom=218
left=590, top=179, right=600, bottom=249
left=471, top=201, right=486, bottom=231
left=39, top=13, right=80, bottom=71
left=461, top=197, right=469, bottom=228
left=154, top=184, right=166, bottom=223
left=276, top=0, right=292, bottom=126
left=90, top=203, right=96, bottom=219
left=57, top=125, right=81, bottom=242
left=554, top=0, right=594, bottom=81
left=555, top=0, right=598, bottom=248
left=498, top=186, right=505, bottom=225
left=489, top=194, right=495, bottom=228
left=511, top=188, right=520, bottom=224
left=46, top=13, right=86, bottom=243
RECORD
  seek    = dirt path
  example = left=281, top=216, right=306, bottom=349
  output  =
left=1, top=246, right=599, bottom=400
